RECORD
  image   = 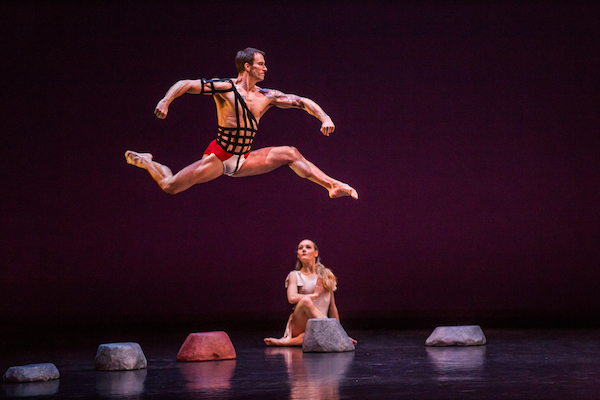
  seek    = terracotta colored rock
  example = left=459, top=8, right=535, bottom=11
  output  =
left=425, top=325, right=487, bottom=346
left=3, top=363, right=60, bottom=383
left=177, top=331, right=236, bottom=362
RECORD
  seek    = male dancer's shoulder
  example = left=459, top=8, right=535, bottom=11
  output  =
left=258, top=87, right=284, bottom=99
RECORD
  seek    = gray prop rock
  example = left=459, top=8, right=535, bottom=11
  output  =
left=3, top=363, right=60, bottom=383
left=425, top=325, right=487, bottom=346
left=302, top=318, right=355, bottom=353
left=95, top=342, right=148, bottom=371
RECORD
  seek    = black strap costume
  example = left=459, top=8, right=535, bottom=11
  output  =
left=201, top=78, right=258, bottom=155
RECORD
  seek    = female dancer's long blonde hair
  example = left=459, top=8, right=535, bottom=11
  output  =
left=295, top=240, right=337, bottom=292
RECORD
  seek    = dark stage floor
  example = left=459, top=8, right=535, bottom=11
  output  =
left=2, top=328, right=600, bottom=399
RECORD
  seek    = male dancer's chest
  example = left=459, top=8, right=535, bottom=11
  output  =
left=214, top=88, right=268, bottom=124
left=236, top=87, right=271, bottom=119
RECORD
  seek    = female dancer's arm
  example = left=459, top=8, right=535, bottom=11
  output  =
left=286, top=273, right=323, bottom=304
left=328, top=291, right=340, bottom=321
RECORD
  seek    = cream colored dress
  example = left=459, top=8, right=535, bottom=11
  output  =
left=282, top=270, right=337, bottom=339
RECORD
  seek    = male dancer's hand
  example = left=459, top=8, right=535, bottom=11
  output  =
left=321, top=118, right=335, bottom=136
left=154, top=99, right=169, bottom=119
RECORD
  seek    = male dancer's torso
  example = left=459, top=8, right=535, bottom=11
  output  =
left=207, top=78, right=274, bottom=155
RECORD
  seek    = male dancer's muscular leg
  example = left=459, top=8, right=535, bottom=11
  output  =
left=234, top=146, right=359, bottom=199
left=125, top=151, right=223, bottom=194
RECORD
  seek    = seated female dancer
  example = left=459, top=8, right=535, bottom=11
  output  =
left=264, top=239, right=356, bottom=346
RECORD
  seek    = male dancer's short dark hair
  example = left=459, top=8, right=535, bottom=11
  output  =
left=235, top=47, right=266, bottom=74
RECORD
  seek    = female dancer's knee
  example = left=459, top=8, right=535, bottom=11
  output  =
left=297, top=297, right=315, bottom=310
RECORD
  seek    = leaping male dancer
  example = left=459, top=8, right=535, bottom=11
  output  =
left=125, top=47, right=358, bottom=199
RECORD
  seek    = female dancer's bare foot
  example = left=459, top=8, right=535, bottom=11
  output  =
left=125, top=150, right=153, bottom=168
left=329, top=181, right=359, bottom=199
left=264, top=337, right=300, bottom=347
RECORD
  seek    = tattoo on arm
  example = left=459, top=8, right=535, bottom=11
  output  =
left=261, top=89, right=304, bottom=108
left=260, top=88, right=282, bottom=99
left=282, top=94, right=303, bottom=108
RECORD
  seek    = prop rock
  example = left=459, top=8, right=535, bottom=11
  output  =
left=302, top=318, right=355, bottom=353
left=177, top=331, right=236, bottom=362
left=95, top=342, right=148, bottom=371
left=3, top=363, right=60, bottom=383
left=425, top=325, right=487, bottom=346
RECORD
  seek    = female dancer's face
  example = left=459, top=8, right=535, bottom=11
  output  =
left=297, top=240, right=319, bottom=264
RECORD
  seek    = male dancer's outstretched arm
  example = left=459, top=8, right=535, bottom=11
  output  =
left=154, top=79, right=231, bottom=119
left=154, top=79, right=203, bottom=119
left=260, top=89, right=335, bottom=136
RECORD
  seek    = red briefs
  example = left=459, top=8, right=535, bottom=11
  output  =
left=203, top=139, right=250, bottom=176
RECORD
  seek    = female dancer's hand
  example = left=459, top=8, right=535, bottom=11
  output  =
left=312, top=277, right=323, bottom=299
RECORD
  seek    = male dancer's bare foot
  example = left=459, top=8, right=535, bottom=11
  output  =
left=125, top=150, right=153, bottom=168
left=329, top=182, right=359, bottom=199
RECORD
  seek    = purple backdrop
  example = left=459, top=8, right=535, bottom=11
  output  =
left=1, top=1, right=599, bottom=326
